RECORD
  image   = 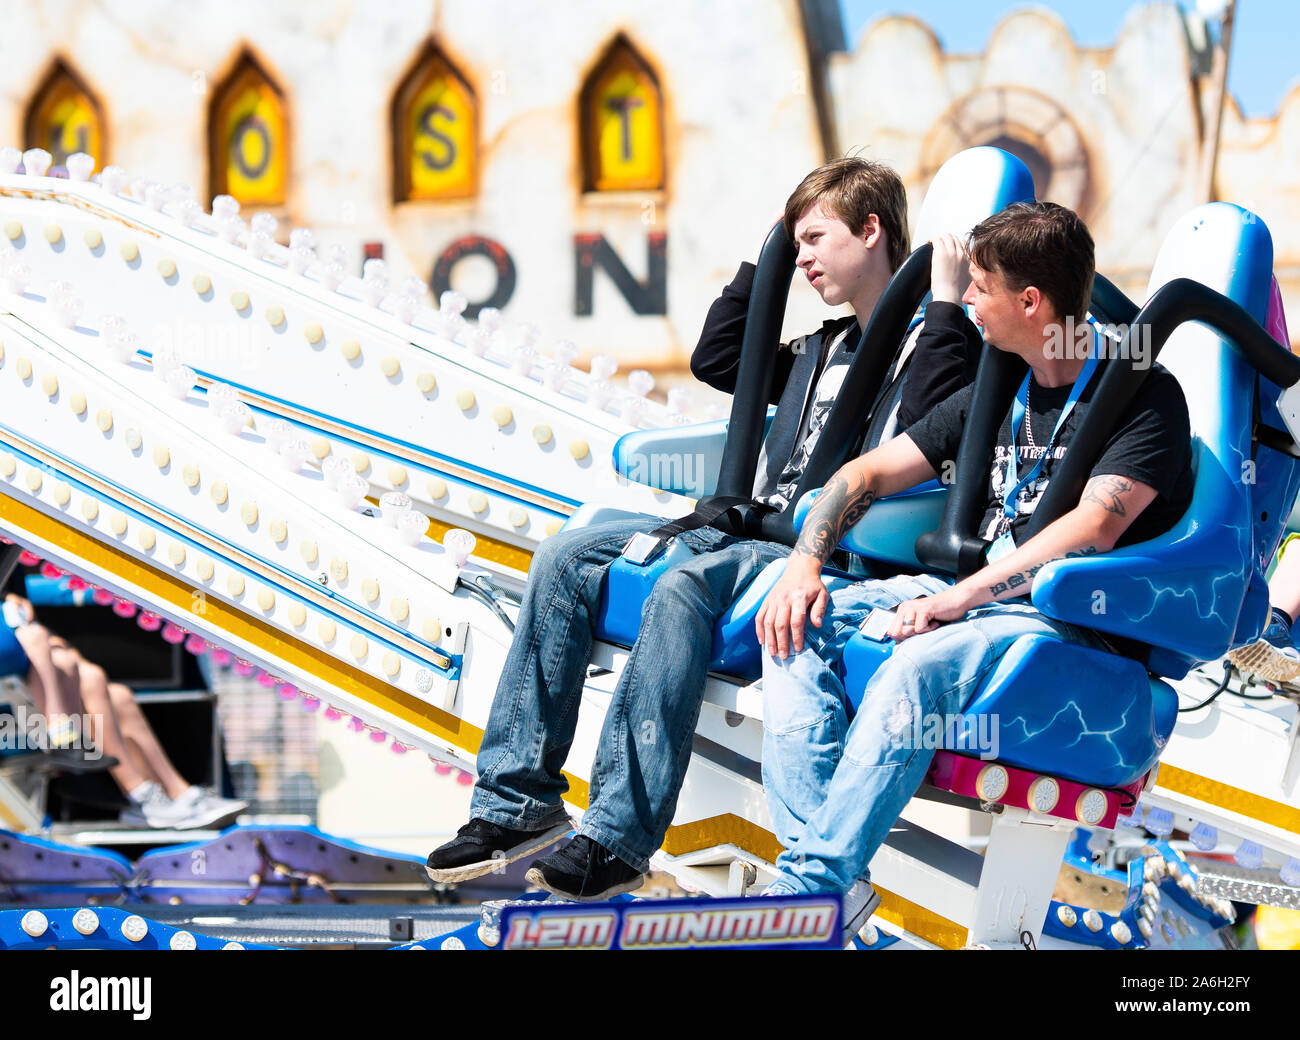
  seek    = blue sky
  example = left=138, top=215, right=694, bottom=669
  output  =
left=840, top=1, right=1298, bottom=118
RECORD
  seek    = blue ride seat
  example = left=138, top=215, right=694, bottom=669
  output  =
left=841, top=629, right=1178, bottom=788
left=575, top=147, right=1037, bottom=680
left=827, top=201, right=1300, bottom=796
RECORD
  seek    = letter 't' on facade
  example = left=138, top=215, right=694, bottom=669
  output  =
left=208, top=47, right=289, bottom=207
left=25, top=57, right=106, bottom=171
left=579, top=34, right=664, bottom=192
left=393, top=40, right=477, bottom=202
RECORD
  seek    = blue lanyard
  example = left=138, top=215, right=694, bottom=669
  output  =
left=1001, top=330, right=1103, bottom=521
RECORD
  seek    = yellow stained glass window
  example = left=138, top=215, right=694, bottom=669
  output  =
left=393, top=44, right=476, bottom=202
left=25, top=59, right=106, bottom=170
left=581, top=37, right=663, bottom=192
left=209, top=51, right=288, bottom=207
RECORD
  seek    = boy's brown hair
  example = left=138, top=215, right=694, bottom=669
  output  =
left=783, top=157, right=910, bottom=273
left=968, top=201, right=1095, bottom=322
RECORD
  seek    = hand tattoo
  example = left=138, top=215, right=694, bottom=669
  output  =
left=792, top=470, right=875, bottom=564
left=1083, top=476, right=1133, bottom=517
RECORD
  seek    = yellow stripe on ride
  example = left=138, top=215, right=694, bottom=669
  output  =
left=1156, top=764, right=1300, bottom=836
left=0, top=492, right=480, bottom=749
left=873, top=887, right=969, bottom=950
left=0, top=794, right=23, bottom=829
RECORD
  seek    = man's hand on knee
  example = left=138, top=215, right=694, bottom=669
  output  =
left=757, top=561, right=828, bottom=658
left=887, top=588, right=970, bottom=642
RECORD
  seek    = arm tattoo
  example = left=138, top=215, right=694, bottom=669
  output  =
left=791, top=470, right=876, bottom=564
left=1083, top=476, right=1134, bottom=517
left=989, top=550, right=1098, bottom=598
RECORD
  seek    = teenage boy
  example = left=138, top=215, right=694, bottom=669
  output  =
left=755, top=201, right=1195, bottom=941
left=426, top=157, right=981, bottom=900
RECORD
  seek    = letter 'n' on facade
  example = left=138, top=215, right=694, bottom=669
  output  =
left=25, top=57, right=107, bottom=171
left=208, top=47, right=289, bottom=207
left=579, top=34, right=664, bottom=192
left=392, top=40, right=477, bottom=202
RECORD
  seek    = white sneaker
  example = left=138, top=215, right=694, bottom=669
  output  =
left=760, top=878, right=879, bottom=945
left=173, top=791, right=248, bottom=830
left=841, top=880, right=881, bottom=946
left=120, top=781, right=192, bottom=828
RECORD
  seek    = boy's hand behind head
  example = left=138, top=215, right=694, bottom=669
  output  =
left=929, top=233, right=971, bottom=305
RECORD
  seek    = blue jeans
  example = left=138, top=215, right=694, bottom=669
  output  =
left=471, top=516, right=789, bottom=871
left=761, top=572, right=1105, bottom=894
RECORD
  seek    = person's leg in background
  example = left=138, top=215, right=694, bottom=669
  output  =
left=50, top=640, right=246, bottom=828
left=13, top=622, right=76, bottom=722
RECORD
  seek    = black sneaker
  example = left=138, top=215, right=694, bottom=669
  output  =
left=525, top=835, right=644, bottom=901
left=425, top=817, right=570, bottom=884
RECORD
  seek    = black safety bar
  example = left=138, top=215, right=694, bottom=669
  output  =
left=0, top=544, right=22, bottom=591
left=915, top=277, right=1300, bottom=576
left=708, top=227, right=937, bottom=544
left=713, top=223, right=799, bottom=501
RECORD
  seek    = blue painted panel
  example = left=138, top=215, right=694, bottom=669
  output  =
left=1031, top=440, right=1250, bottom=673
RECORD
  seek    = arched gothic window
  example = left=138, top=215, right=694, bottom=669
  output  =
left=208, top=48, right=289, bottom=206
left=392, top=41, right=477, bottom=202
left=25, top=58, right=106, bottom=171
left=579, top=35, right=664, bottom=192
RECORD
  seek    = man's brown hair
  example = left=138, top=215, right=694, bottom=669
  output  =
left=783, top=157, right=910, bottom=273
left=968, top=201, right=1095, bottom=322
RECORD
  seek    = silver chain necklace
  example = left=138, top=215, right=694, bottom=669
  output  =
left=1024, top=380, right=1038, bottom=450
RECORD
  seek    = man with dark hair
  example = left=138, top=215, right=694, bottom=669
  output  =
left=426, top=157, right=981, bottom=900
left=755, top=201, right=1194, bottom=941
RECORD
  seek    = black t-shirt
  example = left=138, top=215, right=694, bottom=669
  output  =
left=906, top=362, right=1195, bottom=549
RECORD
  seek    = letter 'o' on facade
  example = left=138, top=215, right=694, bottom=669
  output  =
left=25, top=57, right=106, bottom=172
left=208, top=47, right=289, bottom=207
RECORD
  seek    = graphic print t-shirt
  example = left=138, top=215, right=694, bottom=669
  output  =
left=904, top=362, right=1195, bottom=549
left=754, top=321, right=859, bottom=510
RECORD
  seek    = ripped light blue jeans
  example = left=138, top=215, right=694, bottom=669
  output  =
left=761, top=572, right=1104, bottom=894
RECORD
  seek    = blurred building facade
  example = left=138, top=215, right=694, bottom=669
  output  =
left=0, top=0, right=1294, bottom=391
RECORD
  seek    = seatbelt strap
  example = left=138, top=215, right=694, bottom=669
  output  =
left=621, top=495, right=755, bottom=565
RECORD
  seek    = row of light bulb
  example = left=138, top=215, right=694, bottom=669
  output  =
left=1119, top=799, right=1300, bottom=881
left=16, top=908, right=226, bottom=948
left=5, top=286, right=495, bottom=667
left=6, top=210, right=682, bottom=529
left=1, top=148, right=696, bottom=429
